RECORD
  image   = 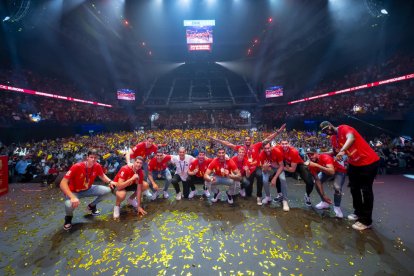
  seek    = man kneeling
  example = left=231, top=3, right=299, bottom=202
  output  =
left=113, top=157, right=151, bottom=219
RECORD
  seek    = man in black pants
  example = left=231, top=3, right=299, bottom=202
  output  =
left=277, top=140, right=329, bottom=207
left=320, top=121, right=379, bottom=231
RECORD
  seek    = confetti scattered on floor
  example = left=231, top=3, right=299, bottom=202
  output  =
left=1, top=175, right=413, bottom=275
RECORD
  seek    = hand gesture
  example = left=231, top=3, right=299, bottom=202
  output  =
left=70, top=197, right=80, bottom=209
left=137, top=207, right=147, bottom=216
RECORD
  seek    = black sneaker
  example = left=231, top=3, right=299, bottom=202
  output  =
left=87, top=204, right=101, bottom=216
left=226, top=192, right=234, bottom=204
left=304, top=194, right=312, bottom=207
left=272, top=194, right=283, bottom=203
left=63, top=216, right=73, bottom=230
left=211, top=191, right=220, bottom=203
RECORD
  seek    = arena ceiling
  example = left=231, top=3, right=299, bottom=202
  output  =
left=0, top=0, right=413, bottom=100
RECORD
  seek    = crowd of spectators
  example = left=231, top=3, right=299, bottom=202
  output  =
left=1, top=128, right=412, bottom=184
left=296, top=53, right=414, bottom=100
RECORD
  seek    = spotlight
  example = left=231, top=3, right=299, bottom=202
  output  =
left=3, top=16, right=10, bottom=22
left=380, top=9, right=388, bottom=15
left=268, top=17, right=273, bottom=23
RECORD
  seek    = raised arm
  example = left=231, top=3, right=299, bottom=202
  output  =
left=209, top=137, right=237, bottom=150
left=262, top=123, right=286, bottom=144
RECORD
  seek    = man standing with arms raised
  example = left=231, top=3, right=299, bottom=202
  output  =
left=320, top=121, right=379, bottom=231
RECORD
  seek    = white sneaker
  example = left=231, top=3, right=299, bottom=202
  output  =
left=348, top=214, right=358, bottom=221
left=144, top=189, right=153, bottom=198
left=175, top=192, right=182, bottom=200
left=352, top=221, right=372, bottom=231
left=163, top=191, right=170, bottom=199
left=113, top=206, right=120, bottom=219
left=239, top=188, right=246, bottom=197
left=315, top=201, right=330, bottom=210
left=151, top=191, right=159, bottom=201
left=189, top=190, right=196, bottom=199
left=304, top=194, right=312, bottom=207
left=262, top=196, right=271, bottom=205
left=127, top=198, right=138, bottom=208
left=257, top=197, right=262, bottom=206
left=204, top=189, right=211, bottom=198
left=282, top=200, right=290, bottom=212
left=334, top=206, right=343, bottom=218
left=227, top=193, right=234, bottom=204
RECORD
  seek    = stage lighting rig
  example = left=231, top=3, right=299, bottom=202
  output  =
left=2, top=0, right=31, bottom=23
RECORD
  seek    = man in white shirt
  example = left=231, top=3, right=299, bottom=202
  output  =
left=170, top=147, right=195, bottom=200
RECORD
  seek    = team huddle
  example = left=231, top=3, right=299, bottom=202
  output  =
left=60, top=121, right=379, bottom=232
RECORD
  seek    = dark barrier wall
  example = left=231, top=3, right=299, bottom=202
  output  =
left=0, top=121, right=134, bottom=144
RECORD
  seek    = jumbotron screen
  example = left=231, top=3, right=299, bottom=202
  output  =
left=117, top=88, right=135, bottom=101
left=265, top=86, right=284, bottom=98
left=184, top=20, right=215, bottom=52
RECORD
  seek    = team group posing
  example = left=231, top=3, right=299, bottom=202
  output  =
left=60, top=121, right=379, bottom=232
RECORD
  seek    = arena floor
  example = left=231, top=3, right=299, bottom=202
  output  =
left=1, top=175, right=414, bottom=275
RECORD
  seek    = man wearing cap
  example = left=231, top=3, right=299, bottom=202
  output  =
left=320, top=121, right=379, bottom=231
left=306, top=148, right=347, bottom=218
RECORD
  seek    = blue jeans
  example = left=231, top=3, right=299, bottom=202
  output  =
left=64, top=185, right=112, bottom=216
left=319, top=172, right=347, bottom=207
left=151, top=169, right=172, bottom=192
left=211, top=176, right=237, bottom=195
left=263, top=169, right=288, bottom=200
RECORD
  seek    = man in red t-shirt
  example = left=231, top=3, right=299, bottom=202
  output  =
left=278, top=140, right=317, bottom=207
left=60, top=149, right=116, bottom=230
left=126, top=135, right=158, bottom=164
left=306, top=148, right=347, bottom=218
left=230, top=147, right=253, bottom=198
left=204, top=148, right=241, bottom=204
left=259, top=143, right=289, bottom=211
left=126, top=135, right=160, bottom=197
left=209, top=124, right=286, bottom=198
left=113, top=157, right=150, bottom=219
left=321, top=121, right=379, bottom=231
left=147, top=150, right=172, bottom=200
left=188, top=149, right=213, bottom=198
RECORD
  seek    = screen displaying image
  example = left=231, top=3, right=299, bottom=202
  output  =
left=265, top=86, right=284, bottom=98
left=186, top=26, right=213, bottom=44
left=117, top=88, right=135, bottom=101
left=184, top=20, right=215, bottom=52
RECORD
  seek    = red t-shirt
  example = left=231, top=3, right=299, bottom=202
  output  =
left=130, top=142, right=158, bottom=160
left=231, top=156, right=253, bottom=176
left=114, top=165, right=144, bottom=185
left=189, top=158, right=212, bottom=178
left=258, top=147, right=284, bottom=166
left=207, top=158, right=238, bottom=177
left=235, top=142, right=263, bottom=169
left=64, top=162, right=104, bottom=192
left=334, top=125, right=379, bottom=166
left=277, top=145, right=304, bottom=165
left=309, top=153, right=347, bottom=175
left=148, top=155, right=172, bottom=172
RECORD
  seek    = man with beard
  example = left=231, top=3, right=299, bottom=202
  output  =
left=209, top=124, right=286, bottom=204
left=204, top=148, right=241, bottom=205
left=320, top=121, right=379, bottom=231
left=113, top=157, right=149, bottom=219
left=188, top=149, right=213, bottom=198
